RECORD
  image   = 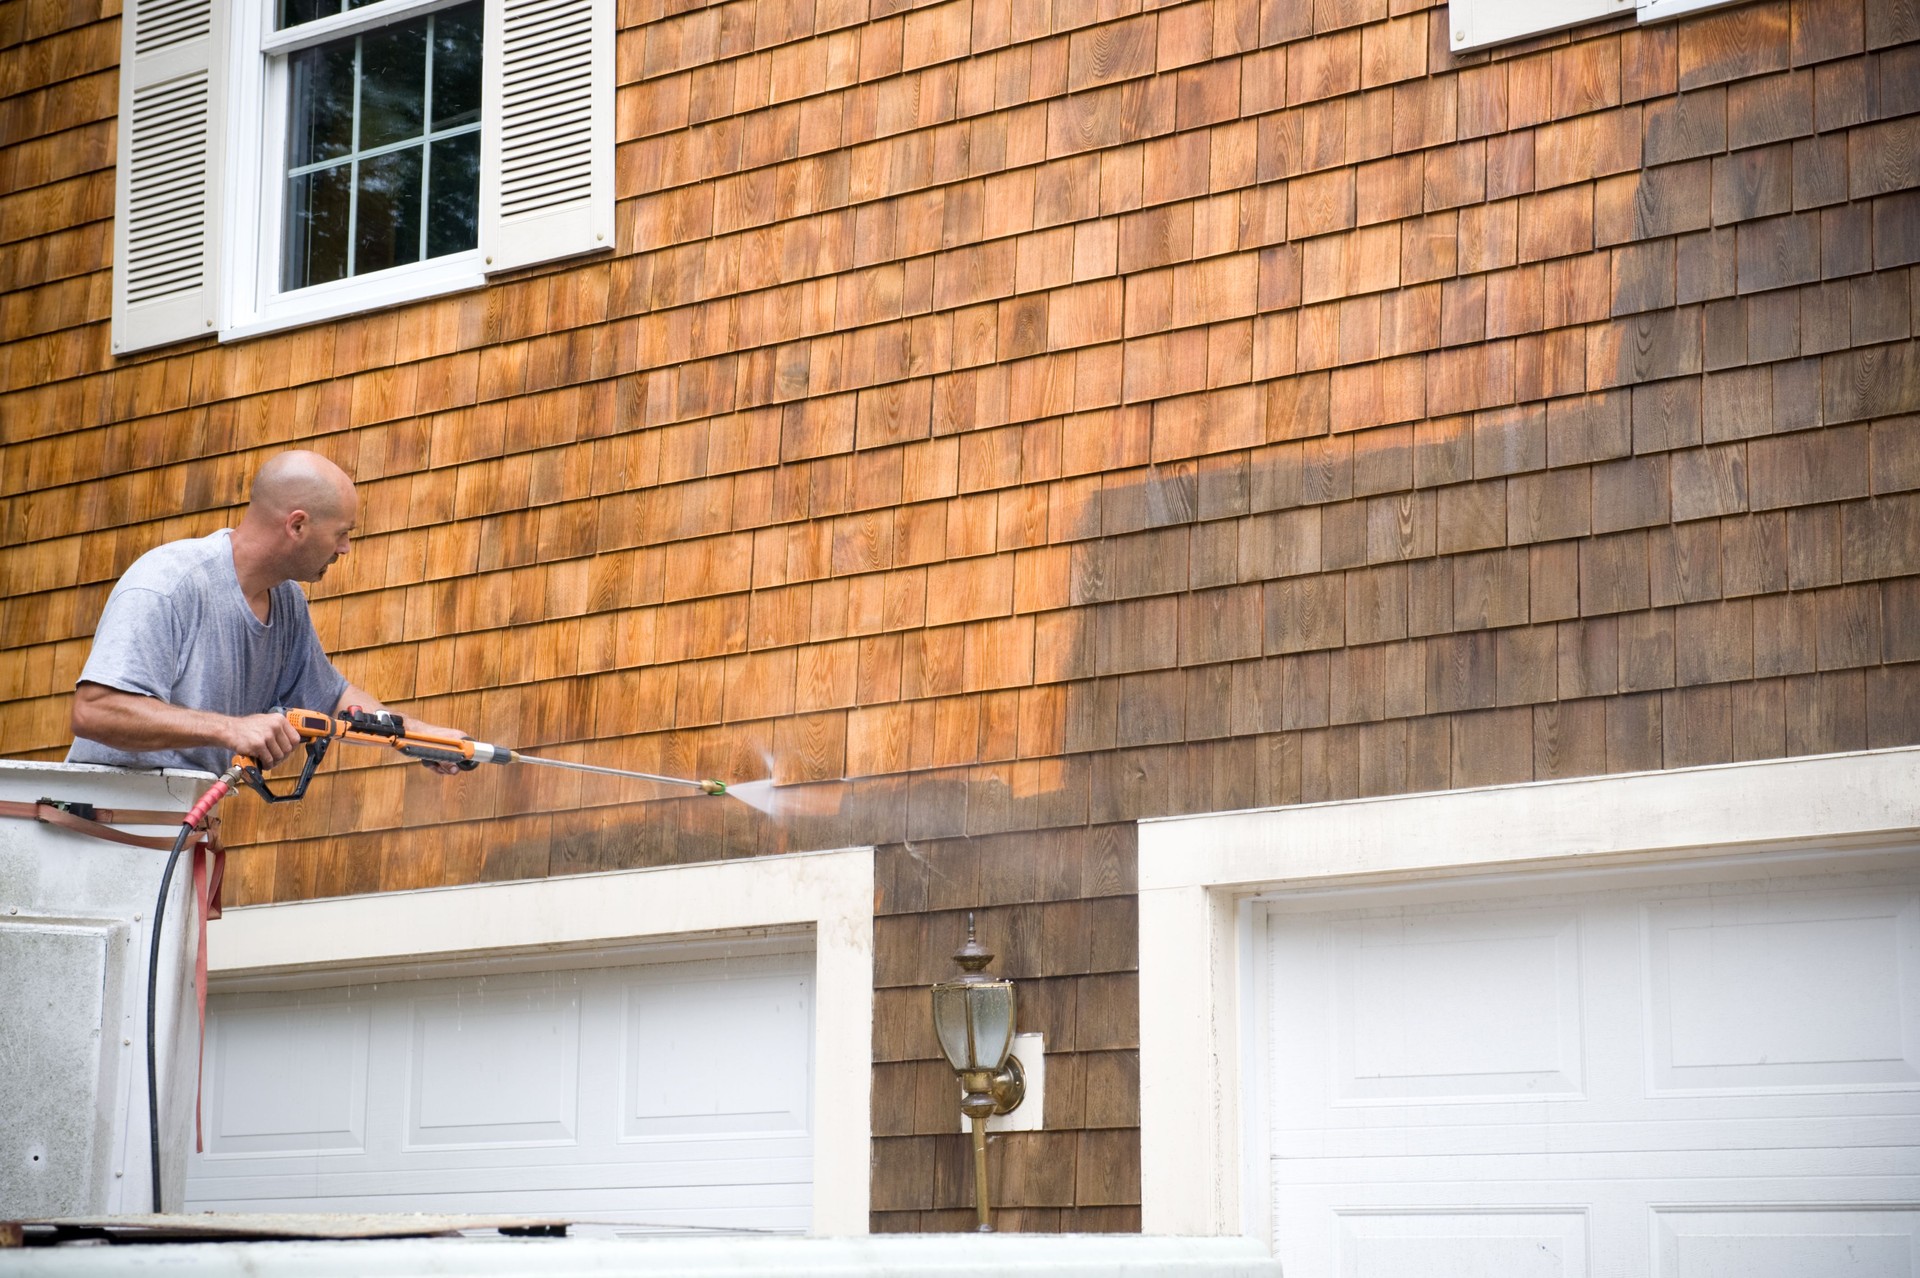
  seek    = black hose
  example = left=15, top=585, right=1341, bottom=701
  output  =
left=145, top=821, right=197, bottom=1214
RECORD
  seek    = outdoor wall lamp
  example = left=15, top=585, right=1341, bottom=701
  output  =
left=930, top=912, right=1026, bottom=1231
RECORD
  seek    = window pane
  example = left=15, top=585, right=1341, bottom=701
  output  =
left=288, top=41, right=355, bottom=167
left=278, top=0, right=340, bottom=30
left=426, top=132, right=480, bottom=258
left=285, top=163, right=352, bottom=289
left=431, top=4, right=484, bottom=130
left=354, top=146, right=425, bottom=274
left=277, top=0, right=482, bottom=294
left=359, top=18, right=428, bottom=151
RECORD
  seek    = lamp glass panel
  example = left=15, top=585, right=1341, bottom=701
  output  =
left=966, top=982, right=1015, bottom=1069
left=931, top=984, right=975, bottom=1071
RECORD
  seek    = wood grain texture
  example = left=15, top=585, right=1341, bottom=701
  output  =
left=6, top=0, right=1920, bottom=1233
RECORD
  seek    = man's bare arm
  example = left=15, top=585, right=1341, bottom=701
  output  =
left=71, top=682, right=302, bottom=768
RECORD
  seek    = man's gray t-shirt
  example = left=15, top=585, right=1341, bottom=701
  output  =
left=67, top=529, right=347, bottom=776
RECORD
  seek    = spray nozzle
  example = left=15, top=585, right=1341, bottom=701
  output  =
left=699, top=779, right=727, bottom=796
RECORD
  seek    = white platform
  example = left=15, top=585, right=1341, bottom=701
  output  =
left=0, top=1233, right=1282, bottom=1276
left=0, top=761, right=213, bottom=1216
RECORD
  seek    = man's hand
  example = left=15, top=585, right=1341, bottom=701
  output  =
left=407, top=720, right=473, bottom=775
left=225, top=711, right=303, bottom=770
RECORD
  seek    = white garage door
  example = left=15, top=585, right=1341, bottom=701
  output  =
left=186, top=944, right=813, bottom=1233
left=1262, top=855, right=1920, bottom=1277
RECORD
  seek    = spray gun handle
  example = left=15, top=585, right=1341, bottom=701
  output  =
left=232, top=714, right=332, bottom=804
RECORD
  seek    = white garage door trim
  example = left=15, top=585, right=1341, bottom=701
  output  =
left=1137, top=746, right=1920, bottom=1241
left=205, top=846, right=874, bottom=1235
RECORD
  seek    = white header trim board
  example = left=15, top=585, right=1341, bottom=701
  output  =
left=1449, top=0, right=1743, bottom=53
left=1136, top=747, right=1920, bottom=1238
left=205, top=847, right=875, bottom=1236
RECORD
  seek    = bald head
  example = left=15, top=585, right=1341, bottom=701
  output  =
left=234, top=450, right=359, bottom=586
left=248, top=450, right=355, bottom=522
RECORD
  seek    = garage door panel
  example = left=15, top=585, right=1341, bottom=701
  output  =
left=205, top=1000, right=370, bottom=1156
left=1280, top=1181, right=1920, bottom=1209
left=1278, top=1114, right=1920, bottom=1160
left=187, top=1151, right=813, bottom=1199
left=1653, top=1208, right=1920, bottom=1277
left=189, top=948, right=813, bottom=1229
left=193, top=1130, right=812, bottom=1180
left=1646, top=890, right=1920, bottom=1094
left=1263, top=860, right=1920, bottom=1277
left=1284, top=1197, right=1920, bottom=1277
left=409, top=988, right=582, bottom=1147
left=1286, top=1090, right=1920, bottom=1133
left=1330, top=1209, right=1589, bottom=1278
left=1334, top=911, right=1584, bottom=1104
left=623, top=971, right=811, bottom=1139
left=1276, top=1147, right=1920, bottom=1183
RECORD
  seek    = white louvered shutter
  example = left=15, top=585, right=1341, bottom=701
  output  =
left=479, top=0, right=615, bottom=273
left=111, top=0, right=226, bottom=354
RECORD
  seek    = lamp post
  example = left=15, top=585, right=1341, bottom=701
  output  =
left=930, top=912, right=1025, bottom=1231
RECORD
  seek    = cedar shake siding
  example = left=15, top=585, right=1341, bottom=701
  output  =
left=3, top=0, right=1919, bottom=1231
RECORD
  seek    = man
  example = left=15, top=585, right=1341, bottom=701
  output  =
left=69, top=450, right=464, bottom=776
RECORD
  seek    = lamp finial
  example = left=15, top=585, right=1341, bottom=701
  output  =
left=954, top=910, right=993, bottom=973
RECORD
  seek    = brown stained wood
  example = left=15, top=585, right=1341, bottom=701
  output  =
left=10, top=0, right=1920, bottom=1233
left=1453, top=546, right=1530, bottom=630
left=1661, top=683, right=1732, bottom=766
left=1674, top=597, right=1755, bottom=685
left=1754, top=589, right=1819, bottom=676
left=1866, top=661, right=1920, bottom=748
left=1648, top=519, right=1724, bottom=606
left=1557, top=615, right=1620, bottom=701
left=1072, top=1129, right=1141, bottom=1207
left=1618, top=607, right=1676, bottom=692
left=1534, top=698, right=1608, bottom=778
left=1786, top=504, right=1847, bottom=588
left=1265, top=572, right=1346, bottom=652
left=1728, top=676, right=1788, bottom=759
left=1507, top=468, right=1591, bottom=544
left=1813, top=581, right=1883, bottom=669
left=1449, top=706, right=1532, bottom=787
left=1785, top=668, right=1867, bottom=754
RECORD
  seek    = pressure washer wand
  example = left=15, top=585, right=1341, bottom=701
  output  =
left=280, top=707, right=727, bottom=795
left=504, top=751, right=727, bottom=794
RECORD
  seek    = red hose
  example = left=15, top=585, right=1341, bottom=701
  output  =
left=180, top=779, right=231, bottom=833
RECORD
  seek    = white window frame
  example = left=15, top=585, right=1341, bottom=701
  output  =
left=220, top=0, right=487, bottom=342
left=1136, top=746, right=1920, bottom=1238
left=204, top=846, right=876, bottom=1237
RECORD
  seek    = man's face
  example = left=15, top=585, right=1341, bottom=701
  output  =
left=288, top=486, right=357, bottom=582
